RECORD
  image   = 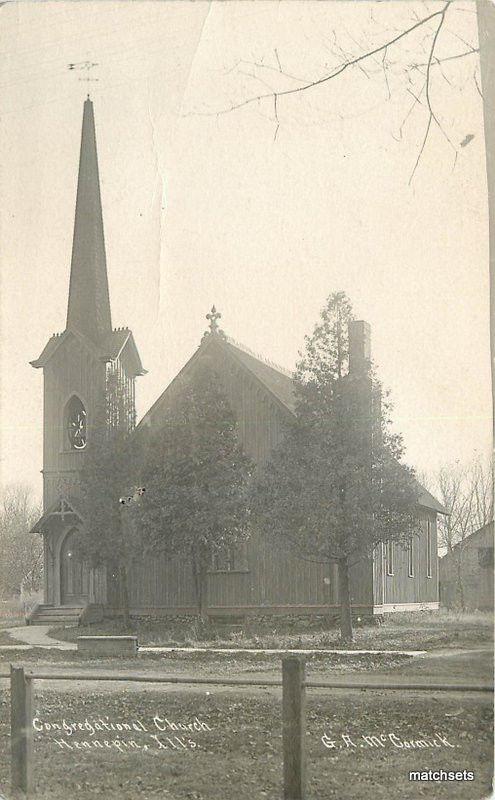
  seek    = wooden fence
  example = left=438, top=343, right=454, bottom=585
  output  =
left=3, top=658, right=493, bottom=799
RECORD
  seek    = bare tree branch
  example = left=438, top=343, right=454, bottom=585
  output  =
left=382, top=46, right=392, bottom=100
left=409, top=2, right=456, bottom=183
left=184, top=4, right=450, bottom=120
left=436, top=456, right=494, bottom=610
left=273, top=93, right=279, bottom=142
left=230, top=56, right=310, bottom=85
left=186, top=2, right=467, bottom=183
left=427, top=46, right=479, bottom=66
left=409, top=113, right=433, bottom=184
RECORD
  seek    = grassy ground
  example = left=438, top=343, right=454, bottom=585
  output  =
left=49, top=609, right=494, bottom=651
left=0, top=644, right=413, bottom=675
left=0, top=680, right=492, bottom=799
left=0, top=629, right=25, bottom=646
left=0, top=611, right=492, bottom=799
left=0, top=639, right=492, bottom=684
left=0, top=599, right=25, bottom=631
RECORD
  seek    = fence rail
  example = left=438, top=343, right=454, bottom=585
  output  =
left=2, top=669, right=492, bottom=692
left=3, top=660, right=493, bottom=799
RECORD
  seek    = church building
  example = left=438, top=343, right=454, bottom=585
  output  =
left=30, top=98, right=445, bottom=624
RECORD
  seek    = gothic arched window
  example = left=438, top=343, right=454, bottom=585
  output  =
left=66, top=396, right=87, bottom=450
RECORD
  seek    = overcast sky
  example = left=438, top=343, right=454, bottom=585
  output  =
left=0, top=0, right=491, bottom=499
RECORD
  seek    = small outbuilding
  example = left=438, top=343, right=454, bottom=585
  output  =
left=439, top=521, right=494, bottom=611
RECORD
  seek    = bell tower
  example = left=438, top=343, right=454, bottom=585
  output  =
left=30, top=97, right=146, bottom=607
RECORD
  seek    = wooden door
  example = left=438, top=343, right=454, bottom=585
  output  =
left=60, top=528, right=89, bottom=605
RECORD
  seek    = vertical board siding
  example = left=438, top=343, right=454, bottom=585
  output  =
left=43, top=336, right=106, bottom=509
left=81, top=337, right=434, bottom=617
left=373, top=544, right=384, bottom=605
left=126, top=340, right=379, bottom=615
left=381, top=512, right=438, bottom=605
left=127, top=553, right=197, bottom=608
left=128, top=533, right=374, bottom=613
left=42, top=335, right=139, bottom=610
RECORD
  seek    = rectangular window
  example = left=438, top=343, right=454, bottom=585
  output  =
left=385, top=541, right=394, bottom=576
left=426, top=519, right=432, bottom=578
left=407, top=536, right=414, bottom=577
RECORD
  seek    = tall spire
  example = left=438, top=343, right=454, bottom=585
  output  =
left=66, top=97, right=112, bottom=340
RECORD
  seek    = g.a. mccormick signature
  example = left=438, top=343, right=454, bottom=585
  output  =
left=321, top=731, right=457, bottom=751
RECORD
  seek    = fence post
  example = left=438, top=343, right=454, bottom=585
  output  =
left=282, top=656, right=306, bottom=800
left=11, top=665, right=33, bottom=795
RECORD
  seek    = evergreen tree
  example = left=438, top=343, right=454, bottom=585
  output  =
left=136, top=362, right=254, bottom=621
left=252, top=291, right=420, bottom=641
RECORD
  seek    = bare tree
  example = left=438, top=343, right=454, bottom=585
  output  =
left=434, top=456, right=493, bottom=609
left=0, top=485, right=42, bottom=599
left=189, top=1, right=494, bottom=420
left=189, top=2, right=482, bottom=181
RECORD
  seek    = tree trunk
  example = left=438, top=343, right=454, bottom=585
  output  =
left=191, top=549, right=209, bottom=623
left=119, top=564, right=131, bottom=628
left=454, top=552, right=465, bottom=612
left=325, top=560, right=335, bottom=630
left=118, top=505, right=131, bottom=628
left=199, top=571, right=208, bottom=624
left=337, top=557, right=353, bottom=642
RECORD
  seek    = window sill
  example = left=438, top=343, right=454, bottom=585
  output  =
left=60, top=449, right=86, bottom=455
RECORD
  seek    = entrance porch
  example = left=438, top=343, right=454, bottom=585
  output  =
left=29, top=498, right=107, bottom=612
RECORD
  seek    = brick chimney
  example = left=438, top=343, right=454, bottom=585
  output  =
left=348, top=320, right=371, bottom=374
left=348, top=319, right=381, bottom=450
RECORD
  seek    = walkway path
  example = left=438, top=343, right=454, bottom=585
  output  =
left=0, top=627, right=491, bottom=699
left=3, top=626, right=76, bottom=650
left=1, top=625, right=426, bottom=656
left=139, top=644, right=427, bottom=656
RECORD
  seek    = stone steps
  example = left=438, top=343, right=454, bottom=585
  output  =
left=28, top=605, right=85, bottom=626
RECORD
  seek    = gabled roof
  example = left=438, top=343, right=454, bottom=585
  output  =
left=30, top=327, right=146, bottom=376
left=30, top=328, right=99, bottom=368
left=136, top=330, right=445, bottom=515
left=100, top=329, right=147, bottom=376
left=100, top=328, right=130, bottom=359
left=136, top=331, right=295, bottom=432
left=441, top=520, right=494, bottom=555
left=30, top=333, right=65, bottom=367
left=30, top=497, right=85, bottom=534
left=416, top=485, right=449, bottom=515
left=222, top=338, right=296, bottom=412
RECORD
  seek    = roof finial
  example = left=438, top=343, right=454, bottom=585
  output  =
left=206, top=305, right=222, bottom=333
left=203, top=305, right=226, bottom=342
